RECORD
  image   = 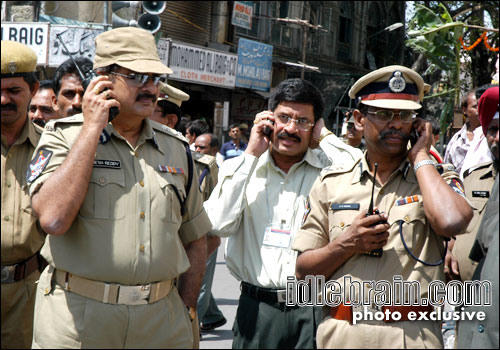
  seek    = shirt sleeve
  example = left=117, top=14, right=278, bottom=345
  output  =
left=316, top=133, right=363, bottom=170
left=178, top=155, right=213, bottom=245
left=28, top=125, right=71, bottom=197
left=204, top=153, right=259, bottom=237
left=292, top=176, right=331, bottom=252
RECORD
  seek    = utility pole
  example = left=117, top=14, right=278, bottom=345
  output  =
left=275, top=17, right=325, bottom=79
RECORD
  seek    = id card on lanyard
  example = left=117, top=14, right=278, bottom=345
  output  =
left=263, top=226, right=292, bottom=249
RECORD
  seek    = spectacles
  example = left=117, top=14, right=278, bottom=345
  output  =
left=366, top=110, right=416, bottom=124
left=110, top=71, right=167, bottom=86
left=276, top=115, right=315, bottom=131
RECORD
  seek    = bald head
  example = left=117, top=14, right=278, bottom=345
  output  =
left=194, top=133, right=219, bottom=156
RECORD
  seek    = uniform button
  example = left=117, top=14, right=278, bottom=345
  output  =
left=44, top=287, right=49, bottom=294
left=139, top=180, right=144, bottom=187
left=8, top=153, right=13, bottom=159
left=477, top=324, right=485, bottom=333
left=404, top=215, right=411, bottom=223
left=6, top=182, right=11, bottom=187
left=4, top=216, right=9, bottom=221
left=140, top=244, right=145, bottom=252
left=98, top=177, right=106, bottom=184
left=134, top=152, right=139, bottom=157
left=340, top=222, right=345, bottom=228
left=140, top=211, right=145, bottom=219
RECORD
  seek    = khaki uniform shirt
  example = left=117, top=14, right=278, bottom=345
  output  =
left=454, top=161, right=497, bottom=280
left=293, top=155, right=466, bottom=347
left=192, top=152, right=218, bottom=201
left=205, top=134, right=363, bottom=288
left=1, top=117, right=44, bottom=265
left=28, top=115, right=211, bottom=285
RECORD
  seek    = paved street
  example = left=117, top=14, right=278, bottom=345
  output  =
left=200, top=238, right=239, bottom=349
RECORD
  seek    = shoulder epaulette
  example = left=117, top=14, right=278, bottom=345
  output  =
left=192, top=152, right=216, bottom=167
left=152, top=123, right=189, bottom=144
left=44, top=114, right=84, bottom=131
left=33, top=123, right=44, bottom=135
left=320, top=158, right=359, bottom=180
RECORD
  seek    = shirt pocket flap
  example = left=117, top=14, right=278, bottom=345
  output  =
left=90, top=169, right=125, bottom=188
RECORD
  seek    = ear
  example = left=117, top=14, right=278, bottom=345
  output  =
left=30, top=81, right=40, bottom=98
left=51, top=93, right=58, bottom=110
left=353, top=109, right=365, bottom=129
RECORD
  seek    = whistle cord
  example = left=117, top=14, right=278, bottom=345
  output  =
left=398, top=220, right=448, bottom=266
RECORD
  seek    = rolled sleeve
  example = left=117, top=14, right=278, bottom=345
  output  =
left=179, top=209, right=212, bottom=245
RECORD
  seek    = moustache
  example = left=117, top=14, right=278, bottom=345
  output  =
left=1, top=103, right=18, bottom=112
left=136, top=93, right=157, bottom=102
left=277, top=131, right=301, bottom=143
left=379, top=129, right=409, bottom=141
left=32, top=119, right=46, bottom=127
left=66, top=107, right=82, bottom=116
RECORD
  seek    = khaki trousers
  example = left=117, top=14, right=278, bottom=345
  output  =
left=1, top=270, right=40, bottom=349
left=32, top=266, right=193, bottom=348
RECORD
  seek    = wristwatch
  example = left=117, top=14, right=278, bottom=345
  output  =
left=319, top=128, right=333, bottom=143
left=186, top=305, right=196, bottom=322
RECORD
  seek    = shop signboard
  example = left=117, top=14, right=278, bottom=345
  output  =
left=235, top=38, right=273, bottom=92
left=1, top=22, right=49, bottom=65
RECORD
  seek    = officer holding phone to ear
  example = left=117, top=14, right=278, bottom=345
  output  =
left=294, top=65, right=473, bottom=349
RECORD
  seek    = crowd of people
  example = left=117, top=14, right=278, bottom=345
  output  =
left=1, top=27, right=498, bottom=349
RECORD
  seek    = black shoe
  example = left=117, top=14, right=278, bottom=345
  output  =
left=200, top=317, right=227, bottom=331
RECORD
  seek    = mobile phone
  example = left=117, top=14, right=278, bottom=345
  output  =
left=262, top=120, right=274, bottom=137
left=409, top=125, right=419, bottom=147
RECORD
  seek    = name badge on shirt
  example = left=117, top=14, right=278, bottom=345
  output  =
left=263, top=226, right=291, bottom=249
left=472, top=191, right=489, bottom=198
left=331, top=203, right=360, bottom=210
left=93, top=159, right=121, bottom=169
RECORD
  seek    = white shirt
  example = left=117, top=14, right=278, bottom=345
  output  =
left=204, top=134, right=362, bottom=288
left=460, top=126, right=494, bottom=179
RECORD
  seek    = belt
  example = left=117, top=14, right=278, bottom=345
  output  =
left=330, top=303, right=435, bottom=324
left=1, top=253, right=45, bottom=283
left=240, top=281, right=287, bottom=304
left=54, top=269, right=173, bottom=305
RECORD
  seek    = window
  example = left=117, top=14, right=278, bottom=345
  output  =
left=269, top=1, right=293, bottom=47
left=337, top=2, right=353, bottom=63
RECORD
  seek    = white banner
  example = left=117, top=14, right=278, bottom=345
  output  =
left=1, top=22, right=49, bottom=65
left=168, top=41, right=238, bottom=88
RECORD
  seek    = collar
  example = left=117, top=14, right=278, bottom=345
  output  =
left=353, top=152, right=413, bottom=184
left=6, top=116, right=41, bottom=148
left=102, top=118, right=164, bottom=154
left=256, top=147, right=324, bottom=175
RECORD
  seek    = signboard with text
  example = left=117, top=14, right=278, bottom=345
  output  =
left=48, top=25, right=103, bottom=67
left=232, top=1, right=253, bottom=30
left=1, top=22, right=49, bottom=65
left=235, top=38, right=273, bottom=91
left=168, top=41, right=238, bottom=89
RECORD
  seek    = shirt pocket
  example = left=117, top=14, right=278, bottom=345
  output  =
left=154, top=171, right=186, bottom=224
left=79, top=169, right=126, bottom=220
left=464, top=198, right=488, bottom=235
left=327, top=209, right=359, bottom=241
left=388, top=202, right=427, bottom=251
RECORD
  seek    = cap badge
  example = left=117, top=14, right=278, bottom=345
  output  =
left=389, top=71, right=406, bottom=93
left=8, top=62, right=17, bottom=74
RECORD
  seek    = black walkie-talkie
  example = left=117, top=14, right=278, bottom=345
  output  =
left=363, top=163, right=385, bottom=257
left=55, top=33, right=119, bottom=122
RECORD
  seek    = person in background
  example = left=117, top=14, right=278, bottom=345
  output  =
left=205, top=78, right=362, bottom=349
left=239, top=122, right=249, bottom=144
left=28, top=79, right=59, bottom=127
left=193, top=133, right=227, bottom=336
left=431, top=119, right=441, bottom=147
left=186, top=119, right=209, bottom=150
left=444, top=89, right=480, bottom=175
left=344, top=114, right=365, bottom=151
left=150, top=82, right=189, bottom=130
left=1, top=40, right=44, bottom=349
left=219, top=123, right=247, bottom=161
left=52, top=56, right=92, bottom=118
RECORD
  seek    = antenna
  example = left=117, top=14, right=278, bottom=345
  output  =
left=368, top=163, right=378, bottom=215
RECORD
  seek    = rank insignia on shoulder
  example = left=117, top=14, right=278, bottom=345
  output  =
left=158, top=165, right=184, bottom=174
left=26, top=149, right=53, bottom=184
left=395, top=195, right=419, bottom=206
left=449, top=178, right=466, bottom=197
